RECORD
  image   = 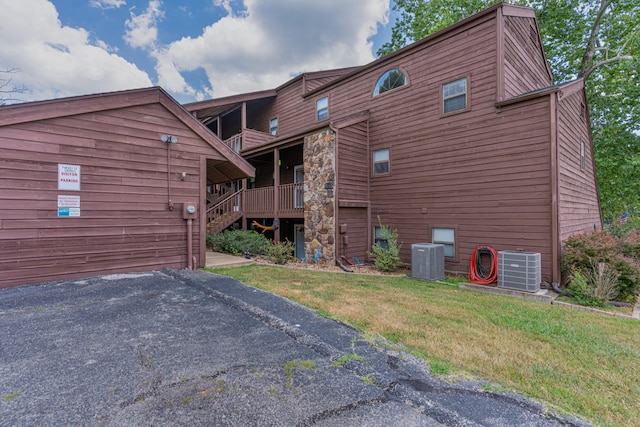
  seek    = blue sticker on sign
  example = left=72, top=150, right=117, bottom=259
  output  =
left=57, top=208, right=80, bottom=217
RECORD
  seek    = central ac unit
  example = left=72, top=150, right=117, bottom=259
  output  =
left=411, top=243, right=445, bottom=281
left=498, top=251, right=541, bottom=292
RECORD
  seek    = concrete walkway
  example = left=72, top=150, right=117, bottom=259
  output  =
left=205, top=251, right=254, bottom=268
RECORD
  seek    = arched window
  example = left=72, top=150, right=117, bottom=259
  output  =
left=373, top=69, right=407, bottom=96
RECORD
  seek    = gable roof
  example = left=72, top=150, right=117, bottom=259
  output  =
left=0, top=86, right=254, bottom=181
left=302, top=2, right=548, bottom=99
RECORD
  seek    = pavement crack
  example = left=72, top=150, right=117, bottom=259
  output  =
left=296, top=395, right=388, bottom=426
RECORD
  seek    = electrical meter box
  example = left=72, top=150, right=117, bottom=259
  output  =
left=183, top=203, right=197, bottom=220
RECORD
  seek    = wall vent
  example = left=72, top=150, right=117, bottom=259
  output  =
left=411, top=243, right=446, bottom=281
left=498, top=251, right=541, bottom=292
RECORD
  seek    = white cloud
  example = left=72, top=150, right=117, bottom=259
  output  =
left=90, top=0, right=126, bottom=9
left=214, top=0, right=234, bottom=17
left=124, top=0, right=163, bottom=50
left=0, top=0, right=152, bottom=102
left=0, top=0, right=390, bottom=103
left=157, top=0, right=389, bottom=98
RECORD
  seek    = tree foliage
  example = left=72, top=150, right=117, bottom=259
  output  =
left=378, top=0, right=640, bottom=221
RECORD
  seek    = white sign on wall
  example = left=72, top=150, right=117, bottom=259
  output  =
left=58, top=195, right=80, bottom=208
left=57, top=195, right=81, bottom=217
left=58, top=164, right=81, bottom=191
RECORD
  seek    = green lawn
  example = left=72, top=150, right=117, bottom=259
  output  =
left=206, top=265, right=640, bottom=427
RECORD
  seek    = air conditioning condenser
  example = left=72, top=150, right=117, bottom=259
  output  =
left=411, top=243, right=446, bottom=281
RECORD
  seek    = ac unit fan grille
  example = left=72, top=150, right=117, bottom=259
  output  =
left=497, top=251, right=541, bottom=292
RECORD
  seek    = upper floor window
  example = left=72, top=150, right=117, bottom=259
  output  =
left=443, top=77, right=467, bottom=114
left=580, top=140, right=586, bottom=170
left=373, top=69, right=407, bottom=96
left=270, top=118, right=278, bottom=136
left=373, top=148, right=390, bottom=175
left=316, top=97, right=329, bottom=120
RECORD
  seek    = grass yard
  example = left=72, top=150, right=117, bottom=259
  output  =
left=206, top=265, right=640, bottom=427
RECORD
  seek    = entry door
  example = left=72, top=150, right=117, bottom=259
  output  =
left=294, top=165, right=304, bottom=208
left=294, top=224, right=305, bottom=261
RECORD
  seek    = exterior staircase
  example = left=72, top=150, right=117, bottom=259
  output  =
left=207, top=189, right=244, bottom=234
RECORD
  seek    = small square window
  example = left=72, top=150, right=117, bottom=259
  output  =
left=374, top=226, right=389, bottom=250
left=373, top=148, right=390, bottom=175
left=443, top=78, right=467, bottom=113
left=432, top=228, right=455, bottom=258
left=316, top=97, right=329, bottom=120
left=269, top=118, right=278, bottom=136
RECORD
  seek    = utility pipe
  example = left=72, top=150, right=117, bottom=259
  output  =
left=187, top=218, right=193, bottom=269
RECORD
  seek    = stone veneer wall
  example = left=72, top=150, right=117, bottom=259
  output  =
left=303, top=129, right=335, bottom=265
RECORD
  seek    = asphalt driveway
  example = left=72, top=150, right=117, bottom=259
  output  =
left=0, top=269, right=586, bottom=426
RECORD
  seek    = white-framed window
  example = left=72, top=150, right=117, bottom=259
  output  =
left=432, top=228, right=455, bottom=258
left=316, top=96, right=329, bottom=120
left=374, top=226, right=389, bottom=250
left=580, top=140, right=585, bottom=170
left=373, top=148, right=390, bottom=175
left=373, top=69, right=407, bottom=96
left=269, top=118, right=278, bottom=136
left=443, top=78, right=467, bottom=114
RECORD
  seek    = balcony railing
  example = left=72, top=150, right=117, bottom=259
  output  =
left=224, top=129, right=274, bottom=153
left=244, top=187, right=273, bottom=216
left=244, top=184, right=304, bottom=217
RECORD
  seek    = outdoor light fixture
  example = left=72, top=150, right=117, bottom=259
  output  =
left=161, top=135, right=178, bottom=143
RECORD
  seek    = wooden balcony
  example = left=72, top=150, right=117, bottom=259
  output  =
left=207, top=184, right=304, bottom=234
left=244, top=183, right=304, bottom=218
left=224, top=129, right=274, bottom=153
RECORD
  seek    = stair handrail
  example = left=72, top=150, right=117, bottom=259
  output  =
left=207, top=188, right=244, bottom=219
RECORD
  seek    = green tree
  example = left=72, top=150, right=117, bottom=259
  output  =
left=379, top=0, right=640, bottom=221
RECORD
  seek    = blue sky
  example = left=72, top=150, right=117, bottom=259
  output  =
left=1, top=0, right=396, bottom=104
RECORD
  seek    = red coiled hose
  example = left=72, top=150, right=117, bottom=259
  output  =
left=468, top=245, right=498, bottom=284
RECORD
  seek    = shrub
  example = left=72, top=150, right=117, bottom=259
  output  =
left=265, top=240, right=295, bottom=265
left=568, top=263, right=618, bottom=307
left=367, top=218, right=402, bottom=272
left=562, top=230, right=640, bottom=302
left=207, top=230, right=270, bottom=256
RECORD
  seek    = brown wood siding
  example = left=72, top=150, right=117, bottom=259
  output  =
left=503, top=16, right=552, bottom=99
left=556, top=90, right=602, bottom=241
left=266, top=81, right=308, bottom=136
left=0, top=103, right=220, bottom=288
left=368, top=97, right=554, bottom=281
left=336, top=120, right=370, bottom=261
left=336, top=207, right=369, bottom=261
left=305, top=76, right=341, bottom=93
left=279, top=145, right=303, bottom=185
left=337, top=121, right=369, bottom=201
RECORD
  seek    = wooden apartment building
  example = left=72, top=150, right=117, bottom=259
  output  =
left=0, top=3, right=601, bottom=287
left=186, top=3, right=602, bottom=284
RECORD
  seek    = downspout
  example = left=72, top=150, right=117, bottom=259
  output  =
left=550, top=93, right=560, bottom=284
left=329, top=121, right=339, bottom=264
left=167, top=142, right=174, bottom=211
left=187, top=217, right=194, bottom=269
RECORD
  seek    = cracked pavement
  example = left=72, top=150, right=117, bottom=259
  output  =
left=0, top=269, right=587, bottom=426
